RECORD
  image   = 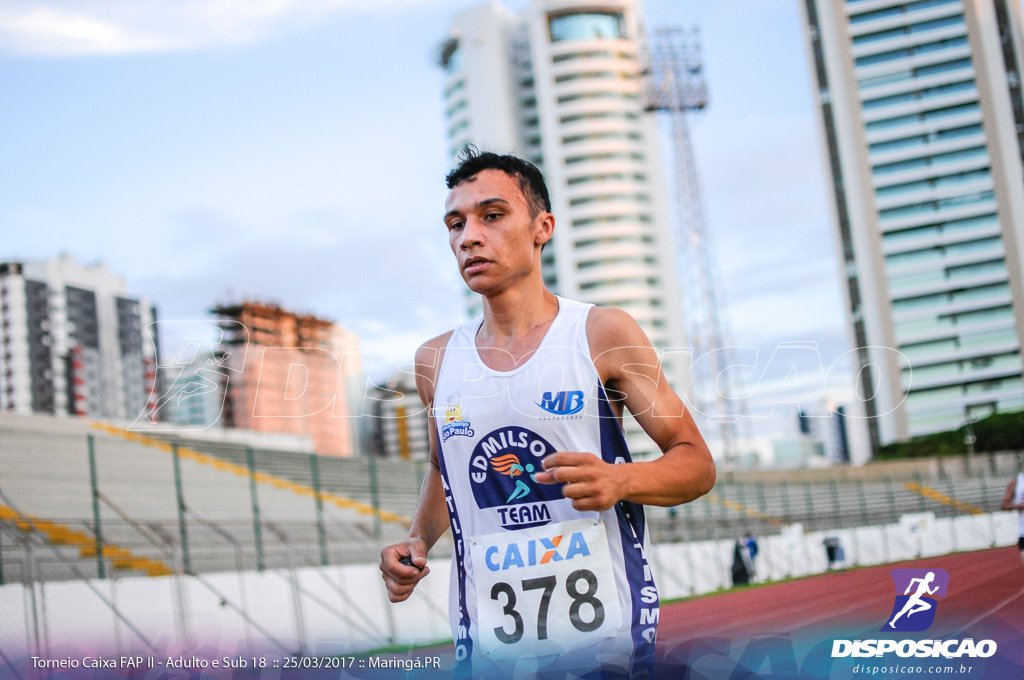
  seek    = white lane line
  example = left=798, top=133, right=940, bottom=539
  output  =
left=954, top=585, right=1024, bottom=635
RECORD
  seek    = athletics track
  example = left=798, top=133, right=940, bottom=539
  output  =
left=656, top=546, right=1024, bottom=676
left=378, top=546, right=1023, bottom=677
left=7, top=549, right=1020, bottom=679
left=660, top=546, right=1024, bottom=639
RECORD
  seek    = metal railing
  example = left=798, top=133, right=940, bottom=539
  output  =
left=2, top=429, right=1021, bottom=582
left=1, top=424, right=1020, bottom=662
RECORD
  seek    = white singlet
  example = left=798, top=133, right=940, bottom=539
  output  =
left=432, top=297, right=658, bottom=679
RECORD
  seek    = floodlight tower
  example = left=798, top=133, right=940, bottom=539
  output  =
left=640, top=27, right=745, bottom=465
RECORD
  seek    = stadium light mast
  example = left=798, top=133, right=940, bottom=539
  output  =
left=640, top=27, right=746, bottom=467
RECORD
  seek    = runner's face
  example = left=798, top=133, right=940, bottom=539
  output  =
left=444, top=169, right=550, bottom=295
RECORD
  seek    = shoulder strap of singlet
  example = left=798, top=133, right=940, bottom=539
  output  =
left=551, top=296, right=595, bottom=357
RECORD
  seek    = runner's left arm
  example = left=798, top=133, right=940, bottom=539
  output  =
left=534, top=307, right=715, bottom=511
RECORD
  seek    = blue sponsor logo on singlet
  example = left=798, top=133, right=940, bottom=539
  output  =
left=536, top=390, right=585, bottom=416
left=469, top=426, right=562, bottom=529
left=484, top=531, right=591, bottom=571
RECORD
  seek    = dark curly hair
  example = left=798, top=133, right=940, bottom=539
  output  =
left=445, top=146, right=551, bottom=219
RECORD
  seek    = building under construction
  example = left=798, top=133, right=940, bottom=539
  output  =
left=211, top=301, right=363, bottom=457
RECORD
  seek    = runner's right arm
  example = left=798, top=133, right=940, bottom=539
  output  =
left=1001, top=479, right=1022, bottom=511
left=380, top=336, right=452, bottom=603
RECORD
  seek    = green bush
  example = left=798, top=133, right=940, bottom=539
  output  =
left=876, top=409, right=1024, bottom=460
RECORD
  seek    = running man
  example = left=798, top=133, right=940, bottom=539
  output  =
left=379, top=150, right=715, bottom=678
left=494, top=455, right=537, bottom=503
left=1000, top=462, right=1024, bottom=567
left=888, top=571, right=939, bottom=628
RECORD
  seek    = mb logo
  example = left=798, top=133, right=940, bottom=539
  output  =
left=537, top=390, right=585, bottom=416
left=882, top=568, right=949, bottom=632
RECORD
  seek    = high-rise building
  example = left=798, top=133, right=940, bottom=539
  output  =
left=800, top=0, right=1024, bottom=452
left=366, top=372, right=431, bottom=461
left=159, top=349, right=230, bottom=428
left=437, top=0, right=688, bottom=456
left=0, top=254, right=160, bottom=420
left=799, top=400, right=853, bottom=464
left=210, top=301, right=363, bottom=457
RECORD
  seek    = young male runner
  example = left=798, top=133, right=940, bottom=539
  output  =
left=379, top=150, right=715, bottom=678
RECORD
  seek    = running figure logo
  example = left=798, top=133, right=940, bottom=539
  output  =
left=491, top=454, right=540, bottom=503
left=883, top=568, right=949, bottom=632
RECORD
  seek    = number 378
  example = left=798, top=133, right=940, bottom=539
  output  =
left=490, top=568, right=605, bottom=644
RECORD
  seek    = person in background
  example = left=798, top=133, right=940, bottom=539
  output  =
left=1000, top=457, right=1024, bottom=569
left=744, top=531, right=758, bottom=576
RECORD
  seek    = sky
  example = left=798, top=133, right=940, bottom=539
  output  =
left=0, top=0, right=901, bottom=450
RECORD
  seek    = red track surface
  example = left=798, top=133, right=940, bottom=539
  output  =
left=658, top=546, right=1024, bottom=653
left=385, top=548, right=1024, bottom=671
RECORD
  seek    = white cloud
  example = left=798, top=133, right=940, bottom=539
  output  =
left=0, top=0, right=436, bottom=56
left=0, top=7, right=165, bottom=55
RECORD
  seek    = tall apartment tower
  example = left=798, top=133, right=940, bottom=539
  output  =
left=0, top=254, right=160, bottom=421
left=800, top=0, right=1024, bottom=451
left=437, top=0, right=689, bottom=455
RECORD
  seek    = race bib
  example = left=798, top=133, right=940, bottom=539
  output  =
left=467, top=517, right=622, bottom=660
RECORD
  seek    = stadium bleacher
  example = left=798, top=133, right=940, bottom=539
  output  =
left=1, top=412, right=1019, bottom=585
left=0, top=414, right=434, bottom=583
